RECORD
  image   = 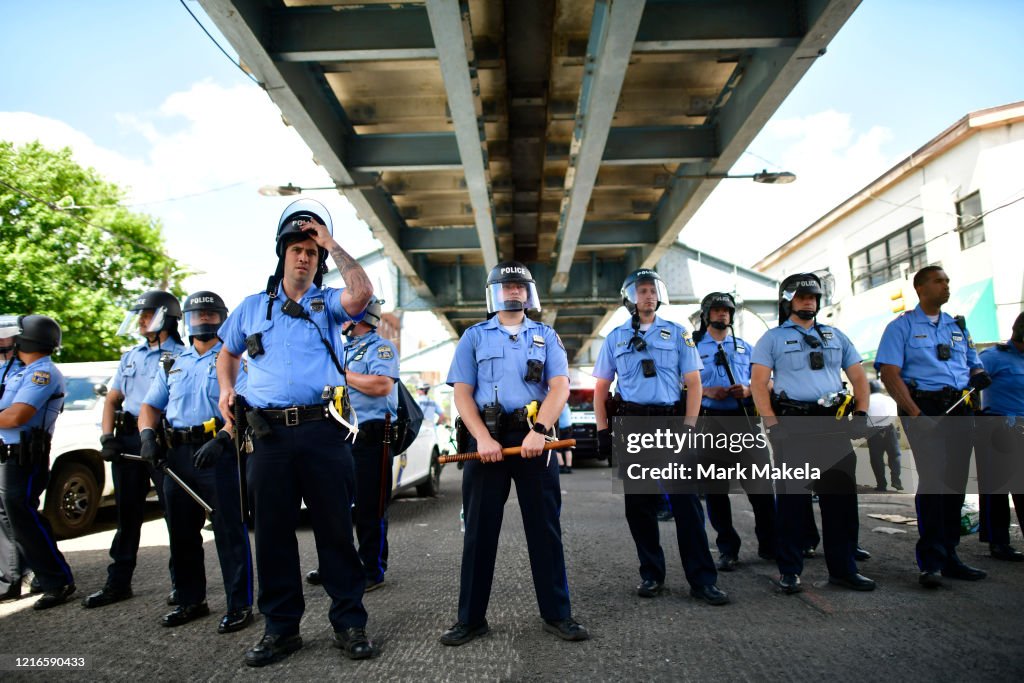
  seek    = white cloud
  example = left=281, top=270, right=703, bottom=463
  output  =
left=682, top=109, right=895, bottom=267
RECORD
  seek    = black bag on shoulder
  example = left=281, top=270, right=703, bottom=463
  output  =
left=391, top=380, right=425, bottom=455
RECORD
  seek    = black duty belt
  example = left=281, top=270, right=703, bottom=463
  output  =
left=911, top=387, right=965, bottom=403
left=166, top=423, right=221, bottom=447
left=701, top=407, right=748, bottom=417
left=261, top=405, right=328, bottom=426
left=771, top=394, right=841, bottom=417
left=114, top=411, right=138, bottom=433
left=618, top=401, right=681, bottom=417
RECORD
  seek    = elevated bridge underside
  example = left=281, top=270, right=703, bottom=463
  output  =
left=200, top=0, right=857, bottom=361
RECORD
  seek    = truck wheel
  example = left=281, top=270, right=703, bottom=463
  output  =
left=44, top=462, right=100, bottom=538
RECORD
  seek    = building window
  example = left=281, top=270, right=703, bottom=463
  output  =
left=849, top=220, right=927, bottom=294
left=957, top=191, right=985, bottom=250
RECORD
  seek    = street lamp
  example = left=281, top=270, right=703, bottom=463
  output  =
left=674, top=169, right=796, bottom=184
left=258, top=183, right=339, bottom=197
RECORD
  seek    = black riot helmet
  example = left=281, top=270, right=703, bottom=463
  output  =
left=117, top=290, right=184, bottom=344
left=14, top=314, right=62, bottom=354
left=343, top=296, right=384, bottom=336
left=274, top=198, right=332, bottom=289
left=694, top=291, right=737, bottom=343
left=485, top=261, right=541, bottom=315
left=621, top=269, right=669, bottom=315
left=183, top=291, right=228, bottom=343
left=778, top=273, right=823, bottom=324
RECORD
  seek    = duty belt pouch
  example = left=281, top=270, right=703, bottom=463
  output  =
left=246, top=408, right=273, bottom=439
left=641, top=358, right=657, bottom=378
left=482, top=403, right=502, bottom=437
left=28, top=429, right=51, bottom=468
left=454, top=416, right=470, bottom=454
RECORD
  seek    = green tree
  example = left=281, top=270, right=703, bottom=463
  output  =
left=1, top=140, right=185, bottom=361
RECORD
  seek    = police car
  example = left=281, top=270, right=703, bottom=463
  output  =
left=565, top=386, right=602, bottom=463
left=391, top=419, right=451, bottom=497
left=41, top=361, right=120, bottom=538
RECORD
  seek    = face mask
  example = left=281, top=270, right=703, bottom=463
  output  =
left=193, top=333, right=218, bottom=342
left=795, top=310, right=816, bottom=321
left=709, top=321, right=728, bottom=330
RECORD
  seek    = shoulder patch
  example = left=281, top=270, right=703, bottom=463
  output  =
left=556, top=333, right=565, bottom=350
left=681, top=330, right=695, bottom=348
left=377, top=345, right=394, bottom=360
left=31, top=370, right=51, bottom=386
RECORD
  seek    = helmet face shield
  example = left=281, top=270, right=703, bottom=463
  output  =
left=622, top=277, right=669, bottom=313
left=486, top=281, right=541, bottom=314
left=186, top=309, right=226, bottom=340
left=116, top=307, right=167, bottom=338
left=0, top=314, right=20, bottom=340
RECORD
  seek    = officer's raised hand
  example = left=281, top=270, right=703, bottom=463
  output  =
left=521, top=429, right=546, bottom=459
left=298, top=215, right=336, bottom=250
left=477, top=434, right=504, bottom=463
left=139, top=428, right=165, bottom=469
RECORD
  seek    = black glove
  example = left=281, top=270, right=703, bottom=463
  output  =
left=139, top=428, right=164, bottom=469
left=968, top=372, right=993, bottom=391
left=597, top=428, right=612, bottom=459
left=847, top=411, right=873, bottom=440
left=193, top=430, right=232, bottom=469
left=100, top=433, right=123, bottom=463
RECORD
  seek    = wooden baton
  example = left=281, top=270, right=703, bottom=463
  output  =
left=439, top=438, right=576, bottom=464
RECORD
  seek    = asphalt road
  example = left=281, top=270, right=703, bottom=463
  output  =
left=1, top=456, right=1022, bottom=681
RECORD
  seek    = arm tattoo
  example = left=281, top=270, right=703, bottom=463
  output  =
left=330, top=244, right=373, bottom=301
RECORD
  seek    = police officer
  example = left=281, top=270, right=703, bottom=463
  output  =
left=751, top=273, right=875, bottom=594
left=138, top=291, right=255, bottom=632
left=416, top=382, right=447, bottom=426
left=693, top=292, right=777, bottom=570
left=876, top=265, right=991, bottom=588
left=216, top=198, right=375, bottom=666
left=306, top=297, right=398, bottom=591
left=593, top=269, right=729, bottom=605
left=976, top=311, right=1024, bottom=561
left=0, top=321, right=28, bottom=602
left=0, top=315, right=76, bottom=609
left=83, top=290, right=185, bottom=609
left=441, top=261, right=589, bottom=646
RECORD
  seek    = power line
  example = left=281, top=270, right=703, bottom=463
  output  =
left=178, top=0, right=259, bottom=86
left=124, top=178, right=256, bottom=207
left=0, top=176, right=182, bottom=265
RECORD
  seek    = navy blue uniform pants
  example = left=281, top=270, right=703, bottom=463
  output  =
left=249, top=420, right=366, bottom=636
left=0, top=459, right=74, bottom=590
left=704, top=492, right=777, bottom=559
left=458, top=429, right=571, bottom=625
left=625, top=492, right=718, bottom=587
left=0, top=491, right=26, bottom=592
left=771, top=424, right=859, bottom=578
left=107, top=430, right=172, bottom=590
left=901, top=398, right=974, bottom=573
left=352, top=422, right=392, bottom=583
left=163, top=442, right=253, bottom=611
left=975, top=415, right=1023, bottom=546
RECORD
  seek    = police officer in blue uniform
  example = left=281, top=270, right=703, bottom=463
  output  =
left=216, top=198, right=376, bottom=666
left=0, top=325, right=28, bottom=602
left=306, top=297, right=398, bottom=591
left=416, top=382, right=447, bottom=426
left=594, top=269, right=729, bottom=606
left=976, top=311, right=1024, bottom=561
left=876, top=265, right=991, bottom=588
left=83, top=290, right=185, bottom=609
left=0, top=315, right=76, bottom=609
left=693, top=292, right=776, bottom=570
left=751, top=273, right=875, bottom=594
left=441, top=262, right=589, bottom=646
left=138, top=291, right=255, bottom=632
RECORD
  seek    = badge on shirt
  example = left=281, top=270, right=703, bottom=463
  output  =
left=681, top=331, right=695, bottom=348
left=532, top=334, right=545, bottom=348
left=736, top=345, right=746, bottom=354
left=951, top=333, right=964, bottom=343
left=377, top=346, right=394, bottom=360
left=821, top=331, right=834, bottom=341
left=31, top=371, right=51, bottom=386
left=659, top=329, right=671, bottom=340
left=311, top=298, right=325, bottom=313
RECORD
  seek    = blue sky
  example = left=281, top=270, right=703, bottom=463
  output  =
left=2, top=0, right=1023, bottom=334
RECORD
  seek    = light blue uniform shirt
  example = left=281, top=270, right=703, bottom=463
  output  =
left=112, top=339, right=186, bottom=416
left=417, top=395, right=443, bottom=424
left=343, top=331, right=399, bottom=422
left=980, top=342, right=1024, bottom=416
left=0, top=357, right=65, bottom=443
left=696, top=332, right=753, bottom=411
left=142, top=342, right=248, bottom=429
left=592, top=316, right=702, bottom=406
left=874, top=305, right=982, bottom=391
left=219, top=283, right=359, bottom=409
left=557, top=403, right=572, bottom=430
left=447, top=316, right=569, bottom=413
left=751, top=320, right=860, bottom=404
